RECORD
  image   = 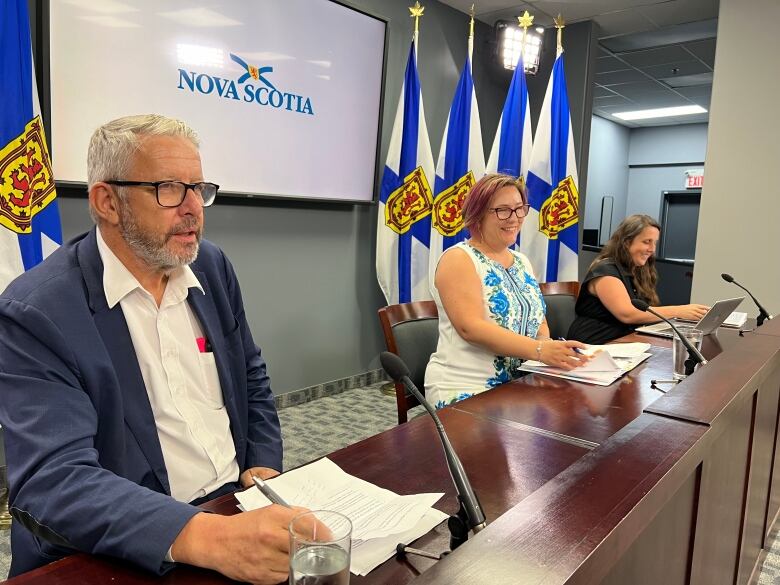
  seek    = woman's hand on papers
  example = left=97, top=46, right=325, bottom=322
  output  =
left=539, top=340, right=590, bottom=370
left=172, top=505, right=313, bottom=584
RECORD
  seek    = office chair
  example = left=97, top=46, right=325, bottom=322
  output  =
left=539, top=281, right=580, bottom=339
left=377, top=301, right=439, bottom=424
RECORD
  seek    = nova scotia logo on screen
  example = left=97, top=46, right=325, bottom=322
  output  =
left=177, top=53, right=314, bottom=116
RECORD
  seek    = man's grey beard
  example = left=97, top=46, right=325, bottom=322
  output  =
left=117, top=203, right=201, bottom=271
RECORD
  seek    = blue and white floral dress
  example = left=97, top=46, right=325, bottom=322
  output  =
left=424, top=242, right=546, bottom=409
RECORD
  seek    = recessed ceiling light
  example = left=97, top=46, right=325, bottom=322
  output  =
left=613, top=105, right=707, bottom=121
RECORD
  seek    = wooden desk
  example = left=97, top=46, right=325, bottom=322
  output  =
left=453, top=342, right=671, bottom=446
left=2, top=409, right=589, bottom=585
left=5, top=329, right=780, bottom=585
left=754, top=317, right=780, bottom=337
left=416, top=331, right=780, bottom=585
left=453, top=329, right=742, bottom=447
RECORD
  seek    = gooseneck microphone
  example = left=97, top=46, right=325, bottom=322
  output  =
left=631, top=299, right=707, bottom=376
left=379, top=351, right=486, bottom=550
left=722, top=273, right=773, bottom=327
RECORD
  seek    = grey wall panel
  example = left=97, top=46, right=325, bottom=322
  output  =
left=691, top=0, right=780, bottom=309
left=626, top=166, right=695, bottom=220
left=628, top=124, right=709, bottom=165
left=586, top=116, right=630, bottom=231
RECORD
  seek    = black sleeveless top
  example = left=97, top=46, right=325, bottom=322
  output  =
left=567, top=259, right=641, bottom=344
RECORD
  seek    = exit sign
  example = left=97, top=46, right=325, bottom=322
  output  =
left=685, top=169, right=704, bottom=189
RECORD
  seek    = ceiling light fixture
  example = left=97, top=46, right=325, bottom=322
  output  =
left=613, top=105, right=707, bottom=121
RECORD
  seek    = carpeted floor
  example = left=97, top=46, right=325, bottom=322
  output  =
left=2, top=384, right=780, bottom=583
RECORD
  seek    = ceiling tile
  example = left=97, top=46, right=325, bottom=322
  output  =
left=608, top=80, right=670, bottom=98
left=619, top=45, right=692, bottom=67
left=638, top=0, right=718, bottom=27
left=660, top=72, right=713, bottom=88
left=642, top=59, right=711, bottom=79
left=683, top=38, right=717, bottom=66
left=596, top=55, right=630, bottom=73
left=601, top=18, right=717, bottom=52
left=625, top=92, right=694, bottom=107
left=594, top=85, right=621, bottom=97
left=674, top=85, right=713, bottom=99
left=593, top=8, right=657, bottom=37
left=593, top=95, right=634, bottom=106
left=445, top=0, right=524, bottom=17
left=529, top=0, right=663, bottom=23
left=596, top=68, right=649, bottom=85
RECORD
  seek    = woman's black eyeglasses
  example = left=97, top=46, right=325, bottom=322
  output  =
left=490, top=205, right=530, bottom=220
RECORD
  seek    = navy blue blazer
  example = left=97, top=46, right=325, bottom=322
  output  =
left=0, top=228, right=282, bottom=576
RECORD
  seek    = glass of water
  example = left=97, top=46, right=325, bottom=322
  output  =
left=672, top=325, right=704, bottom=380
left=289, top=509, right=352, bottom=585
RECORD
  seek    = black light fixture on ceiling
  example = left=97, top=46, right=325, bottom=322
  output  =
left=495, top=20, right=544, bottom=75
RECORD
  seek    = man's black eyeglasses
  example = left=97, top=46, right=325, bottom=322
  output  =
left=105, top=180, right=219, bottom=208
left=490, top=205, right=530, bottom=220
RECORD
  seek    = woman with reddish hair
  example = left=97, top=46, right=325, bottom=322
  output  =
left=424, top=173, right=588, bottom=408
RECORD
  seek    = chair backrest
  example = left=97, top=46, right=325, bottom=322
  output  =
left=377, top=301, right=439, bottom=423
left=539, top=281, right=580, bottom=340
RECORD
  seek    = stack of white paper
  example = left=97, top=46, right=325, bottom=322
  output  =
left=587, top=342, right=651, bottom=358
left=519, top=342, right=652, bottom=386
left=722, top=311, right=748, bottom=328
left=235, top=457, right=448, bottom=576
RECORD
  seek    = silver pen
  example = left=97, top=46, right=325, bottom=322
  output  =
left=252, top=475, right=290, bottom=507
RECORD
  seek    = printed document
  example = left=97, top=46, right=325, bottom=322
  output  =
left=519, top=342, right=652, bottom=386
left=235, top=457, right=448, bottom=575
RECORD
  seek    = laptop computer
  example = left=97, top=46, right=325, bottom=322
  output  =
left=636, top=296, right=745, bottom=338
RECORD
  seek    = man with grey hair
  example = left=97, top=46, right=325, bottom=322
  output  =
left=0, top=114, right=311, bottom=583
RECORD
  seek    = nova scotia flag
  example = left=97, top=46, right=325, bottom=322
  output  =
left=376, top=41, right=436, bottom=304
left=428, top=51, right=485, bottom=278
left=486, top=52, right=533, bottom=183
left=522, top=52, right=579, bottom=283
left=0, top=0, right=62, bottom=292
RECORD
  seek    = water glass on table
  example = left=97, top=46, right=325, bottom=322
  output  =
left=672, top=325, right=704, bottom=380
left=290, top=509, right=352, bottom=585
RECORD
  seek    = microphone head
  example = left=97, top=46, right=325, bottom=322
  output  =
left=380, top=351, right=411, bottom=383
left=721, top=273, right=734, bottom=283
left=631, top=298, right=649, bottom=311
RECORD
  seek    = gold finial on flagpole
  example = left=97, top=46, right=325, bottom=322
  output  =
left=517, top=10, right=534, bottom=56
left=554, top=13, right=566, bottom=55
left=409, top=2, right=424, bottom=38
left=469, top=4, right=476, bottom=40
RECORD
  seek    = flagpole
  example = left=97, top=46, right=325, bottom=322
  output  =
left=468, top=4, right=475, bottom=67
left=518, top=10, right=533, bottom=62
left=554, top=13, right=565, bottom=57
left=410, top=1, right=424, bottom=59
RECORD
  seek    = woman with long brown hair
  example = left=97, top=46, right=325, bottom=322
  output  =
left=567, top=214, right=708, bottom=344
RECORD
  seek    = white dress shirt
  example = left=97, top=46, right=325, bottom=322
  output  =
left=96, top=229, right=239, bottom=503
